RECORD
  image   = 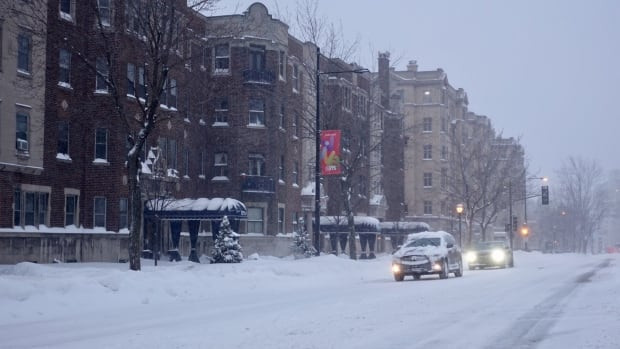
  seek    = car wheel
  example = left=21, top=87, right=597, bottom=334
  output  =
left=455, top=259, right=463, bottom=277
left=413, top=274, right=421, bottom=280
left=394, top=273, right=404, bottom=282
left=439, top=259, right=449, bottom=279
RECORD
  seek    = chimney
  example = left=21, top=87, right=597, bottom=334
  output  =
left=378, top=51, right=390, bottom=109
left=407, top=60, right=418, bottom=72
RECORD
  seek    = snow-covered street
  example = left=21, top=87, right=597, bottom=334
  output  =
left=1, top=251, right=619, bottom=349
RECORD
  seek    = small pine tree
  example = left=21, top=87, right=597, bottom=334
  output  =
left=211, top=216, right=243, bottom=263
left=291, top=218, right=317, bottom=258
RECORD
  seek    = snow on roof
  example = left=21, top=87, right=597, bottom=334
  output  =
left=301, top=182, right=315, bottom=196
left=406, top=230, right=454, bottom=241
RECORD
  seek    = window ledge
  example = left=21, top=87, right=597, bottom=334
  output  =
left=93, top=159, right=110, bottom=166
left=94, top=90, right=109, bottom=95
left=211, top=176, right=230, bottom=182
left=17, top=70, right=32, bottom=79
left=58, top=82, right=73, bottom=90
left=247, top=124, right=266, bottom=129
left=212, top=122, right=229, bottom=127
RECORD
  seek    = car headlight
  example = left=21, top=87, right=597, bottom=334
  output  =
left=466, top=251, right=477, bottom=263
left=392, top=264, right=401, bottom=273
left=491, top=249, right=506, bottom=262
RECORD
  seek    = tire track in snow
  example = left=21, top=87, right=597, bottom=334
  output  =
left=487, top=258, right=613, bottom=349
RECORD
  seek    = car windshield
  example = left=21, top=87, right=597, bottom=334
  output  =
left=474, top=241, right=506, bottom=249
left=406, top=237, right=441, bottom=248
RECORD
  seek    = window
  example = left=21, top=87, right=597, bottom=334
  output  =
left=199, top=151, right=206, bottom=178
left=13, top=189, right=49, bottom=227
left=279, top=155, right=285, bottom=181
left=214, top=97, right=229, bottom=124
left=292, top=112, right=299, bottom=137
left=278, top=51, right=286, bottom=79
left=65, top=194, right=78, bottom=227
left=119, top=198, right=128, bottom=229
left=424, top=200, right=432, bottom=215
left=183, top=148, right=189, bottom=177
left=16, top=113, right=29, bottom=152
left=166, top=138, right=177, bottom=170
left=57, top=121, right=69, bottom=156
left=95, top=57, right=108, bottom=92
left=137, top=66, right=146, bottom=99
left=95, top=128, right=107, bottom=161
left=214, top=43, right=229, bottom=73
left=59, top=49, right=71, bottom=86
left=248, top=98, right=265, bottom=126
left=279, top=104, right=285, bottom=129
left=125, top=1, right=140, bottom=34
left=292, top=212, right=299, bottom=233
left=278, top=207, right=285, bottom=234
left=441, top=168, right=447, bottom=189
left=423, top=172, right=433, bottom=187
left=214, top=152, right=228, bottom=177
left=0, top=24, right=3, bottom=71
left=249, top=44, right=265, bottom=71
left=441, top=145, right=448, bottom=160
left=17, top=34, right=31, bottom=73
left=59, top=0, right=72, bottom=20
left=247, top=207, right=264, bottom=234
left=292, top=64, right=299, bottom=92
left=423, top=117, right=432, bottom=132
left=161, top=78, right=177, bottom=108
left=293, top=161, right=299, bottom=185
left=441, top=117, right=447, bottom=132
left=248, top=153, right=265, bottom=176
left=97, top=0, right=111, bottom=27
left=127, top=63, right=135, bottom=96
left=343, top=87, right=351, bottom=110
left=423, top=144, right=432, bottom=160
left=94, top=196, right=106, bottom=228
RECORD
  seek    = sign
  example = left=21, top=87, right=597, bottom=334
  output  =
left=320, top=130, right=342, bottom=175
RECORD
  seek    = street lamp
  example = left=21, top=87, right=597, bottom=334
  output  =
left=313, top=47, right=370, bottom=255
left=456, top=203, right=464, bottom=247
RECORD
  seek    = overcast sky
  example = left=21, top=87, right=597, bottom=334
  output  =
left=212, top=0, right=620, bottom=179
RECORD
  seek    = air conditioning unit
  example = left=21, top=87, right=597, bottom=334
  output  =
left=16, top=139, right=29, bottom=151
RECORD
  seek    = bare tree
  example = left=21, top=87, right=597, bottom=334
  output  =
left=555, top=156, right=608, bottom=253
left=446, top=116, right=525, bottom=246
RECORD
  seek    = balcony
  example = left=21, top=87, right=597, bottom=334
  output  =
left=243, top=69, right=275, bottom=84
left=242, top=175, right=275, bottom=193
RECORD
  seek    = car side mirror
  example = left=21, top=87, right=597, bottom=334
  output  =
left=447, top=243, right=454, bottom=248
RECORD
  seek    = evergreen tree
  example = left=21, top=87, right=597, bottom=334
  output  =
left=211, top=216, right=243, bottom=263
left=291, top=218, right=317, bottom=258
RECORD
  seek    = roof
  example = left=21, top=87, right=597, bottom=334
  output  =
left=379, top=221, right=430, bottom=234
left=319, top=216, right=381, bottom=233
left=406, top=231, right=455, bottom=241
left=144, top=198, right=247, bottom=220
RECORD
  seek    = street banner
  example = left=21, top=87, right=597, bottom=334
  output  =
left=320, top=130, right=342, bottom=175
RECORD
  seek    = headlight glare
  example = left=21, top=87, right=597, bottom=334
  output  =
left=392, top=264, right=401, bottom=273
left=466, top=251, right=477, bottom=263
left=491, top=249, right=506, bottom=262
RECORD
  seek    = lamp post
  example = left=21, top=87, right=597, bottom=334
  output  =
left=313, top=47, right=369, bottom=255
left=456, top=203, right=464, bottom=247
left=522, top=176, right=547, bottom=251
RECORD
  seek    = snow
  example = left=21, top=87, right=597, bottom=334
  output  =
left=0, top=252, right=618, bottom=348
left=55, top=153, right=72, bottom=161
left=144, top=197, right=245, bottom=213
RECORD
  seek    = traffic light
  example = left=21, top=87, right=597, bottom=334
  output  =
left=512, top=216, right=518, bottom=232
left=541, top=185, right=549, bottom=205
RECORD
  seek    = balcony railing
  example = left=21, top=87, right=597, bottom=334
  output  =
left=243, top=69, right=275, bottom=84
left=242, top=175, right=275, bottom=193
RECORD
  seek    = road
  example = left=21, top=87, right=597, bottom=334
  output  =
left=1, top=252, right=618, bottom=348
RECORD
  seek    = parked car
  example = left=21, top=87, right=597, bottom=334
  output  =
left=465, top=240, right=514, bottom=269
left=391, top=231, right=463, bottom=281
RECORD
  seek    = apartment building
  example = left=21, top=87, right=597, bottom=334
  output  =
left=384, top=58, right=469, bottom=231
left=0, top=1, right=48, bottom=228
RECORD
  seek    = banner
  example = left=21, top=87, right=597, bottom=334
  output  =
left=320, top=130, right=342, bottom=175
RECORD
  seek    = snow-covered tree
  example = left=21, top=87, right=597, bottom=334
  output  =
left=211, top=216, right=243, bottom=264
left=291, top=218, right=316, bottom=258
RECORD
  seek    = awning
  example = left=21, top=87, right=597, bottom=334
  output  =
left=319, top=216, right=381, bottom=233
left=144, top=198, right=247, bottom=220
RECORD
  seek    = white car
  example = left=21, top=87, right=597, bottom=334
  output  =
left=391, top=231, right=463, bottom=281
